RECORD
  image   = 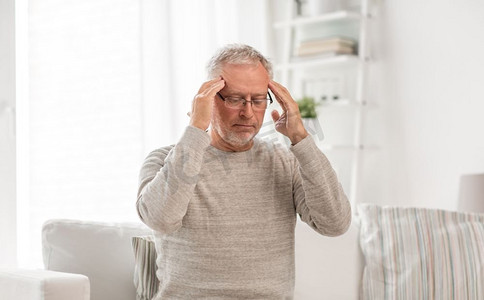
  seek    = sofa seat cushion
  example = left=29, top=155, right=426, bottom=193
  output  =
left=293, top=219, right=363, bottom=299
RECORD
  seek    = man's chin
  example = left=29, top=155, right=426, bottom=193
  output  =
left=224, top=132, right=256, bottom=147
left=232, top=125, right=256, bottom=133
left=211, top=123, right=259, bottom=149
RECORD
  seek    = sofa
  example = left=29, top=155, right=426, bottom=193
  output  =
left=1, top=204, right=483, bottom=300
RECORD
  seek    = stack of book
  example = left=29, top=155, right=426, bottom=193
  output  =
left=294, top=37, right=357, bottom=58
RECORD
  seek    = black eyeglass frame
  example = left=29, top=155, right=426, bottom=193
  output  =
left=217, top=91, right=273, bottom=109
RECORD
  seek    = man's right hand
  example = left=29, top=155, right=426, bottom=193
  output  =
left=189, top=77, right=225, bottom=131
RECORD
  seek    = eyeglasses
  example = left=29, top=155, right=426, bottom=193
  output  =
left=217, top=92, right=273, bottom=111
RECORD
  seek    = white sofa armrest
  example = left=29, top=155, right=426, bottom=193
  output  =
left=0, top=268, right=90, bottom=300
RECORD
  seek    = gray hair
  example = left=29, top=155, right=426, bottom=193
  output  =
left=206, top=44, right=273, bottom=79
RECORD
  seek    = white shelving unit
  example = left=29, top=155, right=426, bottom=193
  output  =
left=270, top=0, right=375, bottom=205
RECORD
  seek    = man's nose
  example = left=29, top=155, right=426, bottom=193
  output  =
left=239, top=101, right=254, bottom=118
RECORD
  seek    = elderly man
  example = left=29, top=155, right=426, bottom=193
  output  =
left=137, top=44, right=351, bottom=299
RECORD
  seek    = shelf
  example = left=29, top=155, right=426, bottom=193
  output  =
left=273, top=10, right=362, bottom=29
left=275, top=54, right=359, bottom=71
left=319, top=100, right=377, bottom=109
left=319, top=144, right=379, bottom=151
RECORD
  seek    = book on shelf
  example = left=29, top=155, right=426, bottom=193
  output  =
left=299, top=36, right=356, bottom=47
left=295, top=36, right=357, bottom=57
left=296, top=44, right=354, bottom=56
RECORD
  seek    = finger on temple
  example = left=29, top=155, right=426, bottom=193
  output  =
left=198, top=77, right=225, bottom=93
left=208, top=80, right=225, bottom=95
left=269, top=81, right=289, bottom=110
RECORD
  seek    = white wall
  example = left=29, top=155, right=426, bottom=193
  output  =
left=295, top=3, right=484, bottom=298
left=363, top=0, right=484, bottom=210
left=0, top=0, right=17, bottom=267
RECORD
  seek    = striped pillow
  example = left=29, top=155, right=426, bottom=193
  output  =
left=358, top=204, right=484, bottom=300
left=132, top=235, right=159, bottom=300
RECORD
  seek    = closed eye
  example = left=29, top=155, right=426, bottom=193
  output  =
left=252, top=99, right=267, bottom=105
left=225, top=98, right=244, bottom=105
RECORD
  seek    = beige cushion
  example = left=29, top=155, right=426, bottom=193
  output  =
left=132, top=235, right=159, bottom=300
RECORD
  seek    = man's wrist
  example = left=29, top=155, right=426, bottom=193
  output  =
left=183, top=125, right=211, bottom=148
left=290, top=131, right=309, bottom=145
left=189, top=120, right=209, bottom=131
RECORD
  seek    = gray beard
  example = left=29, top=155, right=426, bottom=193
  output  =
left=212, top=121, right=256, bottom=148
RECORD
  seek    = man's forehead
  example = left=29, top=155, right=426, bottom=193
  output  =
left=222, top=87, right=267, bottom=95
left=219, top=61, right=269, bottom=94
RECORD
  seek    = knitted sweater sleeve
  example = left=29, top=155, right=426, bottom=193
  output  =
left=290, top=136, right=352, bottom=236
left=136, top=126, right=210, bottom=234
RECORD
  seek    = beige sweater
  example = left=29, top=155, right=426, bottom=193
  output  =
left=137, top=126, right=351, bottom=299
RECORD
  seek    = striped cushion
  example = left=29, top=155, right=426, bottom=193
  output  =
left=358, top=204, right=484, bottom=300
left=132, top=235, right=159, bottom=300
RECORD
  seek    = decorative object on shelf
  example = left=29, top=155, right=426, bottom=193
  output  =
left=295, top=36, right=357, bottom=57
left=296, top=96, right=325, bottom=142
left=294, top=0, right=304, bottom=16
left=297, top=96, right=320, bottom=118
left=303, top=76, right=346, bottom=105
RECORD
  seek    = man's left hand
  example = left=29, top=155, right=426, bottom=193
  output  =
left=269, top=80, right=309, bottom=145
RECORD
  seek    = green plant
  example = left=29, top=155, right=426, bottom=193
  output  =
left=296, top=96, right=319, bottom=118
